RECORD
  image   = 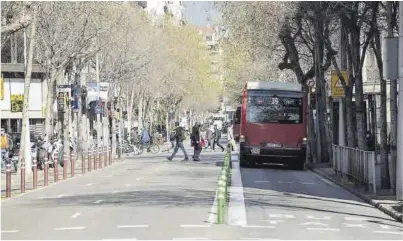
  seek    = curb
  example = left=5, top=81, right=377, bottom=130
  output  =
left=309, top=167, right=402, bottom=222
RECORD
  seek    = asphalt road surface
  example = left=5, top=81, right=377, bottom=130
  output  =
left=1, top=142, right=402, bottom=240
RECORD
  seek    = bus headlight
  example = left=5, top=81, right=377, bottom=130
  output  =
left=240, top=135, right=245, bottom=143
left=302, top=137, right=308, bottom=145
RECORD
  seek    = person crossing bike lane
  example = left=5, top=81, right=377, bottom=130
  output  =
left=167, top=122, right=189, bottom=161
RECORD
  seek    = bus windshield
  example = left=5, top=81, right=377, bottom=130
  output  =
left=246, top=91, right=303, bottom=124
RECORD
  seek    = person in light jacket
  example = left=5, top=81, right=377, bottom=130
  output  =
left=204, top=126, right=213, bottom=151
left=227, top=121, right=235, bottom=151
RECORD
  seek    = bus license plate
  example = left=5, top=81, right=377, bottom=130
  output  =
left=266, top=143, right=281, bottom=148
left=251, top=148, right=260, bottom=154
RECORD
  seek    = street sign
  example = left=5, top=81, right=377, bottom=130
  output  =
left=57, top=84, right=71, bottom=93
left=331, top=70, right=348, bottom=98
left=10, top=94, right=23, bottom=112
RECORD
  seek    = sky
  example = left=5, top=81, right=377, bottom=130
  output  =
left=182, top=1, right=221, bottom=27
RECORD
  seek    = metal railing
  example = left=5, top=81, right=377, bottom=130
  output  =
left=332, top=144, right=377, bottom=194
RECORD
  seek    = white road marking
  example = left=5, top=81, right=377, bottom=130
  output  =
left=261, top=220, right=285, bottom=225
left=278, top=181, right=293, bottom=184
left=208, top=191, right=218, bottom=224
left=344, top=216, right=367, bottom=221
left=38, top=195, right=65, bottom=199
left=344, top=223, right=366, bottom=228
left=228, top=161, right=247, bottom=226
left=241, top=225, right=275, bottom=228
left=180, top=224, right=211, bottom=228
left=54, top=227, right=86, bottom=231
left=254, top=181, right=270, bottom=183
left=299, top=182, right=316, bottom=185
left=1, top=230, right=20, bottom=233
left=57, top=194, right=65, bottom=198
left=111, top=191, right=118, bottom=194
left=268, top=214, right=295, bottom=219
left=70, top=212, right=81, bottom=219
left=102, top=175, right=112, bottom=178
left=373, top=231, right=402, bottom=235
left=102, top=239, right=137, bottom=240
left=117, top=225, right=149, bottom=228
left=306, top=215, right=331, bottom=220
left=136, top=178, right=141, bottom=181
left=307, top=228, right=340, bottom=232
left=172, top=238, right=208, bottom=240
left=93, top=200, right=103, bottom=204
left=300, top=222, right=328, bottom=226
left=380, top=224, right=391, bottom=229
left=125, top=184, right=131, bottom=187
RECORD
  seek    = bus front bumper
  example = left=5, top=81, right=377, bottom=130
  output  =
left=240, top=144, right=306, bottom=162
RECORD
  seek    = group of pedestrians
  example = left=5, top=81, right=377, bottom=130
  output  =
left=167, top=121, right=234, bottom=162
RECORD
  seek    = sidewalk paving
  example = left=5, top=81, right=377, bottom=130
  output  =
left=309, top=164, right=402, bottom=222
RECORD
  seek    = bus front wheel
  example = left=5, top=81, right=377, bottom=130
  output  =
left=291, top=161, right=305, bottom=170
left=239, top=152, right=251, bottom=167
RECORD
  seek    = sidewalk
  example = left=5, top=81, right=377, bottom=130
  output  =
left=309, top=164, right=402, bottom=222
left=1, top=153, right=119, bottom=199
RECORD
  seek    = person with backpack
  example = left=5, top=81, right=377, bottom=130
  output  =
left=167, top=122, right=189, bottom=161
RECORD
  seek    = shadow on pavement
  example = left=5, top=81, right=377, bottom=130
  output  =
left=21, top=188, right=216, bottom=208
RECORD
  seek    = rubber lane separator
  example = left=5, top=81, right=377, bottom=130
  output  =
left=54, top=227, right=86, bottom=231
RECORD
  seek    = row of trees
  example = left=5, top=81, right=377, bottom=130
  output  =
left=217, top=1, right=400, bottom=189
left=1, top=2, right=221, bottom=167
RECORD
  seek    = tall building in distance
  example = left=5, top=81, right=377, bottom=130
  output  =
left=197, top=25, right=234, bottom=121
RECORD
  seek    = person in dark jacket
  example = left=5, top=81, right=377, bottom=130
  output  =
left=213, top=125, right=225, bottom=152
left=167, top=122, right=189, bottom=161
left=191, top=123, right=202, bottom=161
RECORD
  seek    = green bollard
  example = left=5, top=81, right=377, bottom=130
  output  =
left=217, top=182, right=226, bottom=224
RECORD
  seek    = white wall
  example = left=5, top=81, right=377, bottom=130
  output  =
left=1, top=78, right=45, bottom=119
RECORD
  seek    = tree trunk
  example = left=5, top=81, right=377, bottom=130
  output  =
left=372, top=29, right=391, bottom=189
left=345, top=89, right=356, bottom=147
left=137, top=92, right=144, bottom=134
left=355, top=73, right=366, bottom=150
left=127, top=87, right=135, bottom=141
left=19, top=12, right=37, bottom=174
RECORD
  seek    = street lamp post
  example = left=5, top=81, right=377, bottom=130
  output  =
left=396, top=2, right=403, bottom=200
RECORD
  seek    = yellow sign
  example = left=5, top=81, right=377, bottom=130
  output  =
left=10, top=94, right=23, bottom=112
left=331, top=70, right=348, bottom=98
left=0, top=76, right=4, bottom=100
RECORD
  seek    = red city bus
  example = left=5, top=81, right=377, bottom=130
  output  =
left=239, top=81, right=307, bottom=169
left=233, top=105, right=241, bottom=142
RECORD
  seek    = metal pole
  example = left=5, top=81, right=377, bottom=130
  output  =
left=396, top=2, right=403, bottom=200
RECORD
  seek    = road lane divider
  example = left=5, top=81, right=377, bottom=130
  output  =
left=216, top=142, right=232, bottom=224
left=1, top=230, right=20, bottom=233
left=117, top=225, right=149, bottom=228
